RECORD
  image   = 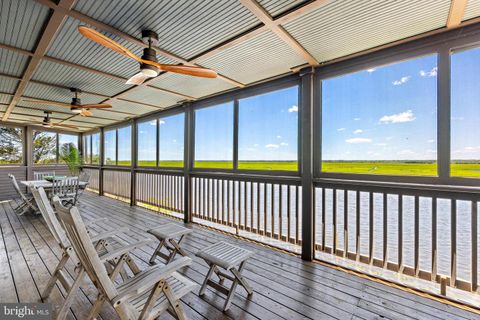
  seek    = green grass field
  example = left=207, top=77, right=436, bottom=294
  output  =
left=132, top=160, right=480, bottom=177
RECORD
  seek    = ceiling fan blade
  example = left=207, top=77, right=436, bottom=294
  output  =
left=78, top=26, right=141, bottom=63
left=52, top=123, right=79, bottom=130
left=78, top=103, right=112, bottom=109
left=126, top=72, right=154, bottom=85
left=23, top=99, right=72, bottom=108
left=156, top=64, right=217, bottom=78
left=80, top=109, right=93, bottom=117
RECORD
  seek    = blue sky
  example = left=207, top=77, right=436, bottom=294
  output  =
left=117, top=47, right=480, bottom=164
left=323, top=54, right=439, bottom=161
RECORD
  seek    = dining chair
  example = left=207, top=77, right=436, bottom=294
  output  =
left=33, top=171, right=56, bottom=180
left=31, top=186, right=150, bottom=320
left=77, top=171, right=90, bottom=200
left=53, top=177, right=79, bottom=206
left=53, top=196, right=195, bottom=320
left=8, top=174, right=38, bottom=215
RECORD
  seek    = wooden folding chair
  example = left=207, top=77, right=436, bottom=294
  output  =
left=53, top=196, right=196, bottom=320
left=31, top=186, right=150, bottom=320
left=9, top=174, right=38, bottom=215
left=53, top=177, right=79, bottom=206
left=34, top=171, right=56, bottom=180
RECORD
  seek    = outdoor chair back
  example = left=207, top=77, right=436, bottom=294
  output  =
left=53, top=177, right=79, bottom=206
left=33, top=171, right=55, bottom=180
left=8, top=174, right=37, bottom=215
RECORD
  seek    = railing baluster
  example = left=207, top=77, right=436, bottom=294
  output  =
left=271, top=183, right=275, bottom=238
left=257, top=182, right=261, bottom=233
left=414, top=196, right=420, bottom=276
left=333, top=189, right=337, bottom=254
left=472, top=201, right=478, bottom=292
left=244, top=181, right=247, bottom=230
left=451, top=199, right=457, bottom=287
left=295, top=185, right=299, bottom=244
left=264, top=183, right=267, bottom=235
left=233, top=180, right=237, bottom=227
left=383, top=193, right=388, bottom=268
left=399, top=195, right=404, bottom=272
left=221, top=179, right=225, bottom=224
left=322, top=188, right=326, bottom=251
left=431, top=197, right=437, bottom=281
left=369, top=192, right=374, bottom=265
left=356, top=190, right=360, bottom=261
left=287, top=185, right=291, bottom=243
left=344, top=189, right=348, bottom=258
left=251, top=181, right=254, bottom=232
left=279, top=185, right=283, bottom=240
left=216, top=179, right=220, bottom=223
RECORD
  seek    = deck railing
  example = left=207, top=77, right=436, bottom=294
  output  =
left=82, top=167, right=100, bottom=193
left=314, top=179, right=480, bottom=294
left=81, top=165, right=480, bottom=302
left=135, top=170, right=184, bottom=218
left=191, top=173, right=302, bottom=247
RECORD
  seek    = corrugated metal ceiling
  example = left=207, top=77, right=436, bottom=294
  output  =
left=464, top=0, right=480, bottom=21
left=121, top=86, right=180, bottom=108
left=199, top=30, right=306, bottom=84
left=0, top=94, right=12, bottom=104
left=0, top=0, right=51, bottom=51
left=0, top=48, right=29, bottom=77
left=107, top=99, right=160, bottom=115
left=31, top=59, right=131, bottom=96
left=258, top=0, right=309, bottom=18
left=0, top=76, right=19, bottom=94
left=73, top=0, right=260, bottom=60
left=151, top=72, right=235, bottom=98
left=284, top=0, right=451, bottom=63
left=24, top=82, right=104, bottom=105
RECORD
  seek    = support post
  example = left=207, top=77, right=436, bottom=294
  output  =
left=130, top=119, right=137, bottom=206
left=184, top=104, right=194, bottom=223
left=438, top=45, right=451, bottom=183
left=300, top=67, right=315, bottom=261
left=99, top=127, right=104, bottom=196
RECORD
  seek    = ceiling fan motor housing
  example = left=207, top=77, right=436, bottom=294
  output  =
left=140, top=47, right=159, bottom=75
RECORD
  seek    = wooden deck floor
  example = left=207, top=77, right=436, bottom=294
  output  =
left=0, top=192, right=479, bottom=320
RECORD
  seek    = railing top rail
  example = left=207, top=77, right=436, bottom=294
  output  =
left=314, top=178, right=480, bottom=199
left=191, top=171, right=302, bottom=185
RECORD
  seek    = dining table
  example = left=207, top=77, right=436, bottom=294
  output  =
left=20, top=179, right=89, bottom=189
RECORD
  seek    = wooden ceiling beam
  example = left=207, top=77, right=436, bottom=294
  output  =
left=240, top=0, right=319, bottom=65
left=2, top=0, right=76, bottom=122
left=447, top=0, right=468, bottom=28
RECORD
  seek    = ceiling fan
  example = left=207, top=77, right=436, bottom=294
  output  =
left=30, top=111, right=78, bottom=130
left=78, top=26, right=218, bottom=85
left=23, top=88, right=112, bottom=117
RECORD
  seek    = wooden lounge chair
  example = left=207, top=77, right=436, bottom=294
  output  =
left=34, top=171, right=56, bottom=180
left=53, top=196, right=196, bottom=320
left=31, top=186, right=150, bottom=320
left=9, top=174, right=38, bottom=215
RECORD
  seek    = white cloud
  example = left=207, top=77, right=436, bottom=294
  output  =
left=265, top=144, right=279, bottom=149
left=148, top=120, right=156, bottom=126
left=253, top=144, right=259, bottom=147
left=397, top=149, right=415, bottom=156
left=380, top=110, right=416, bottom=124
left=345, top=138, right=372, bottom=144
left=337, top=128, right=346, bottom=132
left=288, top=105, right=298, bottom=113
left=353, top=129, right=363, bottom=134
left=392, top=76, right=411, bottom=85
left=276, top=135, right=282, bottom=139
left=427, top=139, right=435, bottom=143
left=375, top=143, right=388, bottom=146
left=426, top=149, right=436, bottom=154
left=280, top=142, right=288, bottom=146
left=366, top=68, right=376, bottom=73
left=159, top=120, right=165, bottom=125
left=354, top=118, right=361, bottom=121
left=452, top=116, right=464, bottom=121
left=419, top=67, right=437, bottom=77
left=172, top=139, right=177, bottom=143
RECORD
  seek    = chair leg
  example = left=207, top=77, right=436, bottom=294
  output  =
left=232, top=261, right=253, bottom=295
left=164, top=282, right=187, bottom=320
left=87, top=294, right=106, bottom=320
left=149, top=239, right=165, bottom=264
left=56, top=268, right=86, bottom=320
left=42, top=252, right=70, bottom=300
left=223, top=275, right=239, bottom=312
left=199, top=264, right=215, bottom=296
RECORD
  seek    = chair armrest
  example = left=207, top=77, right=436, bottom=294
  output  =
left=113, top=257, right=192, bottom=305
left=98, top=238, right=151, bottom=262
